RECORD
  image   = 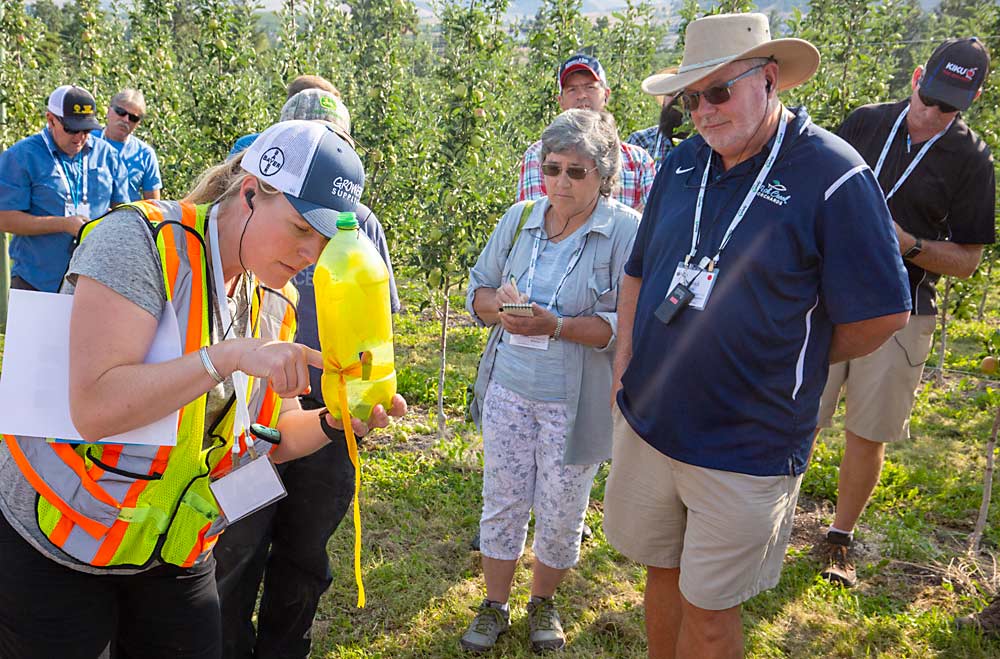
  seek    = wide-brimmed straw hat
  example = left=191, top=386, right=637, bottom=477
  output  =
left=643, top=13, right=820, bottom=96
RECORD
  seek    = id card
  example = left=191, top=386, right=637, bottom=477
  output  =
left=64, top=202, right=91, bottom=219
left=508, top=333, right=550, bottom=350
left=210, top=455, right=286, bottom=523
left=667, top=262, right=718, bottom=311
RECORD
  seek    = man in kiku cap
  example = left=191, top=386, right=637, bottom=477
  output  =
left=818, top=38, right=994, bottom=591
left=0, top=85, right=128, bottom=292
left=516, top=53, right=656, bottom=211
left=603, top=13, right=912, bottom=657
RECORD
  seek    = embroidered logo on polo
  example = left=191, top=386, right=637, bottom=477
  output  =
left=944, top=61, right=978, bottom=82
left=259, top=147, right=285, bottom=176
left=756, top=179, right=791, bottom=206
left=675, top=165, right=695, bottom=174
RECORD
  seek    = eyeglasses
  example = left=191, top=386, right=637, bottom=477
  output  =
left=917, top=91, right=958, bottom=114
left=112, top=105, right=143, bottom=123
left=541, top=163, right=598, bottom=180
left=55, top=116, right=86, bottom=136
left=679, top=63, right=766, bottom=112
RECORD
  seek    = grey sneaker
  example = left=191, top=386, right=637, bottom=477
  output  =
left=460, top=600, right=510, bottom=653
left=956, top=597, right=1000, bottom=636
left=527, top=596, right=566, bottom=652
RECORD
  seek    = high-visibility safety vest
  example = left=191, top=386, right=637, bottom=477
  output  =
left=3, top=200, right=297, bottom=568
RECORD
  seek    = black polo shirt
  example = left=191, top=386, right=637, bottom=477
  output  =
left=837, top=99, right=995, bottom=315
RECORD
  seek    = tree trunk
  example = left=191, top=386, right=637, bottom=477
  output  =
left=967, top=405, right=1000, bottom=554
left=436, top=278, right=450, bottom=440
left=978, top=257, right=993, bottom=322
left=936, top=278, right=951, bottom=386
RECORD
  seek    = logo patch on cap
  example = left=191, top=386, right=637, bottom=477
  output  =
left=259, top=147, right=285, bottom=176
left=944, top=62, right=979, bottom=82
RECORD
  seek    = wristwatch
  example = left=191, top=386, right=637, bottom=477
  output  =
left=902, top=236, right=923, bottom=260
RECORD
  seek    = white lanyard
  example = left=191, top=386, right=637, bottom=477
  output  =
left=41, top=129, right=88, bottom=206
left=873, top=105, right=953, bottom=201
left=654, top=132, right=664, bottom=163
left=524, top=229, right=587, bottom=310
left=208, top=206, right=255, bottom=454
left=687, top=112, right=788, bottom=269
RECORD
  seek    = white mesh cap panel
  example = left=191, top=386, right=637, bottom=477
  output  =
left=242, top=120, right=322, bottom=197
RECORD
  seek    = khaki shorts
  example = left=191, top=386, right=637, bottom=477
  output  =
left=602, top=406, right=802, bottom=611
left=817, top=314, right=936, bottom=443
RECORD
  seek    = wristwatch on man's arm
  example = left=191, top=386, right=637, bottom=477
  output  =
left=902, top=236, right=923, bottom=260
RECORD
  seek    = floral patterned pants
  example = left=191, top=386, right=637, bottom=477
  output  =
left=479, top=380, right=600, bottom=569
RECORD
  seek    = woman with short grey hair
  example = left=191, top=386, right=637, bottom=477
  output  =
left=460, top=108, right=639, bottom=653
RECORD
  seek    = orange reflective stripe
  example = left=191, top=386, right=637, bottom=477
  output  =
left=182, top=523, right=211, bottom=568
left=50, top=444, right=120, bottom=509
left=4, top=437, right=112, bottom=539
left=180, top=206, right=205, bottom=354
left=49, top=514, right=74, bottom=547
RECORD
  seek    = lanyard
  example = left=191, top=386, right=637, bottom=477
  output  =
left=208, top=206, right=255, bottom=455
left=523, top=228, right=587, bottom=310
left=41, top=129, right=88, bottom=207
left=873, top=105, right=953, bottom=201
left=654, top=132, right=664, bottom=163
left=687, top=112, right=789, bottom=269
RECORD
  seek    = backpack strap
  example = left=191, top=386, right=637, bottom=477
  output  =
left=510, top=200, right=535, bottom=253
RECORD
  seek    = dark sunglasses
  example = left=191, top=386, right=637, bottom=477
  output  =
left=112, top=105, right=143, bottom=123
left=679, top=63, right=766, bottom=112
left=917, top=91, right=958, bottom=114
left=541, top=163, right=597, bottom=180
left=55, top=116, right=87, bottom=135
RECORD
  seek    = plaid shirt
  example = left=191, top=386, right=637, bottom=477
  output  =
left=626, top=126, right=674, bottom=174
left=516, top=139, right=655, bottom=211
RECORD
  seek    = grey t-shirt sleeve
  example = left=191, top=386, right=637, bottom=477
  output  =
left=62, top=208, right=167, bottom=319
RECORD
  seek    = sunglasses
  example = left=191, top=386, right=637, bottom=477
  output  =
left=112, top=105, right=143, bottom=123
left=55, top=116, right=87, bottom=136
left=679, top=63, right=766, bottom=112
left=541, top=163, right=597, bottom=180
left=917, top=91, right=958, bottom=114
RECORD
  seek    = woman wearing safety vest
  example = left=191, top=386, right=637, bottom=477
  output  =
left=0, top=120, right=406, bottom=658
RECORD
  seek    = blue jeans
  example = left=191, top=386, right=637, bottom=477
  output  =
left=214, top=403, right=355, bottom=659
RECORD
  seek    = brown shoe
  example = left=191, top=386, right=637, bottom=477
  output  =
left=819, top=530, right=857, bottom=588
left=956, top=597, right=1000, bottom=636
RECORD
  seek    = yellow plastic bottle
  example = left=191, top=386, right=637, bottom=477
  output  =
left=315, top=211, right=396, bottom=421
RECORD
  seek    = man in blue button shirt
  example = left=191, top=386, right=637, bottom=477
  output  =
left=93, top=88, right=162, bottom=201
left=602, top=14, right=911, bottom=658
left=0, top=85, right=129, bottom=292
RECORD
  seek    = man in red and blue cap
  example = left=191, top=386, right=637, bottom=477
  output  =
left=516, top=53, right=656, bottom=211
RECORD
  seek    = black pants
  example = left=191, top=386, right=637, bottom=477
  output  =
left=0, top=512, right=220, bottom=659
left=214, top=402, right=355, bottom=659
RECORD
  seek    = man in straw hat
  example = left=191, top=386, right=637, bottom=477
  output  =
left=818, top=37, right=993, bottom=592
left=602, top=13, right=911, bottom=656
left=626, top=68, right=685, bottom=173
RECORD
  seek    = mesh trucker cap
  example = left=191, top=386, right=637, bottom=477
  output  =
left=242, top=120, right=365, bottom=238
left=47, top=85, right=102, bottom=131
left=920, top=37, right=990, bottom=112
left=558, top=54, right=608, bottom=92
left=280, top=89, right=351, bottom=136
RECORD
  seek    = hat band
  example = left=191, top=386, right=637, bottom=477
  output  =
left=677, top=54, right=741, bottom=74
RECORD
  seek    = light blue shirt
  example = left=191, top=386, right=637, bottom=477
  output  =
left=0, top=128, right=129, bottom=291
left=492, top=229, right=586, bottom=402
left=467, top=197, right=639, bottom=464
left=92, top=129, right=162, bottom=201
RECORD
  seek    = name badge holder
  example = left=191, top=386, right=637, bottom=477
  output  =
left=42, top=130, right=90, bottom=220
left=656, top=114, right=788, bottom=323
left=506, top=231, right=585, bottom=350
left=205, top=206, right=286, bottom=522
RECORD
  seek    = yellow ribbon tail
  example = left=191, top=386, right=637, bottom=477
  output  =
left=337, top=377, right=365, bottom=608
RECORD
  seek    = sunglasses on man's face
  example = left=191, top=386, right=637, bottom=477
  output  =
left=679, top=63, right=766, bottom=112
left=917, top=91, right=958, bottom=114
left=56, top=116, right=87, bottom=136
left=541, top=163, right=597, bottom=180
left=112, top=105, right=143, bottom=123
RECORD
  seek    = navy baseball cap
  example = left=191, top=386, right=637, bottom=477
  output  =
left=920, top=37, right=990, bottom=112
left=241, top=120, right=365, bottom=238
left=558, top=54, right=608, bottom=92
left=47, top=85, right=102, bottom=132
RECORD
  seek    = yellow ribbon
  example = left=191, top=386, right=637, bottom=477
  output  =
left=329, top=358, right=366, bottom=608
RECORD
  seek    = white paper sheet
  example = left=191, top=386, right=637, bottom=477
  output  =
left=0, top=289, right=180, bottom=445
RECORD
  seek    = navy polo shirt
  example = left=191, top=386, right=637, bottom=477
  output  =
left=0, top=129, right=128, bottom=291
left=618, top=107, right=911, bottom=477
